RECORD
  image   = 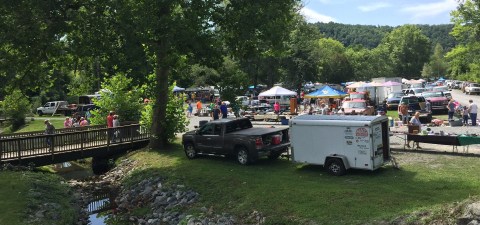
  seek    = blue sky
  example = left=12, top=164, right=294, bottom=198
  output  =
left=301, top=0, right=459, bottom=26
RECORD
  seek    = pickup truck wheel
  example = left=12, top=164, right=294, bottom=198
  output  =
left=37, top=110, right=43, bottom=116
left=184, top=143, right=197, bottom=159
left=325, top=158, right=346, bottom=176
left=236, top=147, right=250, bottom=165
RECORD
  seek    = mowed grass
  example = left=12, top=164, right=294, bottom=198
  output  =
left=0, top=171, right=29, bottom=225
left=123, top=143, right=480, bottom=224
left=16, top=117, right=64, bottom=133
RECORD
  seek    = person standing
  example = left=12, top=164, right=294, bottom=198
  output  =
left=220, top=102, right=228, bottom=119
left=274, top=102, right=280, bottom=114
left=212, top=105, right=220, bottom=120
left=107, top=111, right=114, bottom=128
left=112, top=115, right=121, bottom=142
left=196, top=100, right=202, bottom=116
left=79, top=117, right=89, bottom=127
left=468, top=99, right=478, bottom=126
left=425, top=100, right=432, bottom=113
left=187, top=101, right=193, bottom=117
left=44, top=120, right=55, bottom=147
left=407, top=112, right=422, bottom=149
left=64, top=117, right=72, bottom=128
left=447, top=99, right=456, bottom=120
left=398, top=102, right=409, bottom=125
left=462, top=106, right=469, bottom=126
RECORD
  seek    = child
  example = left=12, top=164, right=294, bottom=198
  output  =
left=463, top=106, right=469, bottom=126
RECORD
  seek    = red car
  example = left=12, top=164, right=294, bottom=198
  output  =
left=341, top=99, right=375, bottom=115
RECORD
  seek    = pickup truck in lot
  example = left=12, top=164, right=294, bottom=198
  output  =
left=182, top=118, right=290, bottom=165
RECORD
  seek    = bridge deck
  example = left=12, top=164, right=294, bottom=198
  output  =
left=0, top=124, right=150, bottom=166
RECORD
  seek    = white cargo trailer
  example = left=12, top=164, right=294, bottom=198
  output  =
left=290, top=115, right=391, bottom=175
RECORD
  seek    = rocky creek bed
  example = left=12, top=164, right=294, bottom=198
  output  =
left=16, top=156, right=480, bottom=225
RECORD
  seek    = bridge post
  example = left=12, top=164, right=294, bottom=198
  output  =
left=130, top=125, right=134, bottom=150
left=17, top=139, right=21, bottom=163
left=80, top=131, right=84, bottom=156
left=0, top=138, right=3, bottom=161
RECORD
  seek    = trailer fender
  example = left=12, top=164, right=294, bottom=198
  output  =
left=325, top=155, right=350, bottom=170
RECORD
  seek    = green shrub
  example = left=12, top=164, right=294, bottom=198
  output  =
left=1, top=90, right=30, bottom=130
left=141, top=83, right=189, bottom=143
left=90, top=73, right=143, bottom=125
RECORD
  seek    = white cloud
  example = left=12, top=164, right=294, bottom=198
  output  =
left=358, top=2, right=392, bottom=12
left=300, top=7, right=336, bottom=23
left=400, top=0, right=458, bottom=22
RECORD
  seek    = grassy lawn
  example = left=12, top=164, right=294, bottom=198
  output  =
left=9, top=117, right=64, bottom=133
left=0, top=171, right=77, bottom=225
left=122, top=143, right=480, bottom=224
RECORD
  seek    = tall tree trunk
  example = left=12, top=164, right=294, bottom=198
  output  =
left=150, top=45, right=169, bottom=149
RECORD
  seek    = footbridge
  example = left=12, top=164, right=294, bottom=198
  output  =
left=0, top=124, right=150, bottom=167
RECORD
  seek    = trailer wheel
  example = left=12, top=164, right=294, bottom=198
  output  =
left=37, top=110, right=43, bottom=116
left=184, top=143, right=197, bottom=159
left=236, top=147, right=250, bottom=165
left=325, top=158, right=346, bottom=176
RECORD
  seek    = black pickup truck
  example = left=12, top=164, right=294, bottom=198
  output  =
left=182, top=118, right=290, bottom=165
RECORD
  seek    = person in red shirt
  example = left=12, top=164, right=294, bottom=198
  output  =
left=107, top=111, right=114, bottom=128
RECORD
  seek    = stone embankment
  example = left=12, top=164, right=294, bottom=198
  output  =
left=69, top=159, right=263, bottom=225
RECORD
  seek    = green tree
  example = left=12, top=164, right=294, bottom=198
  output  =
left=90, top=73, right=143, bottom=125
left=283, top=20, right=322, bottom=91
left=428, top=43, right=448, bottom=78
left=421, top=63, right=434, bottom=79
left=447, top=0, right=480, bottom=82
left=380, top=25, right=431, bottom=78
left=1, top=90, right=30, bottom=130
left=317, top=38, right=353, bottom=83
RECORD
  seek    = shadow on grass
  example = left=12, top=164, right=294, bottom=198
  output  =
left=120, top=143, right=480, bottom=224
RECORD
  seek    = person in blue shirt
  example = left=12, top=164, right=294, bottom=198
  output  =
left=220, top=102, right=228, bottom=119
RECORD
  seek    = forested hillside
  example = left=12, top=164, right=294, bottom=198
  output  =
left=315, top=22, right=456, bottom=50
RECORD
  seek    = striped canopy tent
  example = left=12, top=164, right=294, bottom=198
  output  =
left=305, top=85, right=347, bottom=98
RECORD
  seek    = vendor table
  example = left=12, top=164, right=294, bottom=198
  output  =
left=406, top=134, right=460, bottom=151
left=457, top=135, right=480, bottom=152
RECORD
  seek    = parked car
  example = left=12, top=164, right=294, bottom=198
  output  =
left=431, top=86, right=452, bottom=99
left=399, top=95, right=432, bottom=123
left=465, top=83, right=480, bottom=95
left=182, top=118, right=290, bottom=164
left=348, top=92, right=368, bottom=100
left=385, top=92, right=405, bottom=110
left=421, top=91, right=449, bottom=113
left=341, top=99, right=375, bottom=115
left=403, top=88, right=426, bottom=96
left=36, top=101, right=75, bottom=116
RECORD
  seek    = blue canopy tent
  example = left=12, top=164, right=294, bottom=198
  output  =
left=305, top=85, right=347, bottom=98
left=173, top=86, right=185, bottom=92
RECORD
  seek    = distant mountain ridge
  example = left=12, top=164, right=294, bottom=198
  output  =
left=314, top=22, right=457, bottom=50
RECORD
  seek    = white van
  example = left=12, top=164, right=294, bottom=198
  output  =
left=290, top=115, right=391, bottom=175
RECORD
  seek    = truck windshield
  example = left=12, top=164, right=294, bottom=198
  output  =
left=349, top=93, right=365, bottom=99
left=422, top=92, right=444, bottom=98
left=342, top=102, right=366, bottom=109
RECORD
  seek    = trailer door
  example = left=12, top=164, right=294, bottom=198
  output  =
left=353, top=127, right=372, bottom=169
left=372, top=123, right=385, bottom=169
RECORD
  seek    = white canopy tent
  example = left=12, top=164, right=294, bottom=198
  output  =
left=258, top=86, right=296, bottom=97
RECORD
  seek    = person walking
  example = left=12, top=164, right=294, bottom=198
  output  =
left=447, top=99, right=456, bottom=121
left=468, top=99, right=478, bottom=126
left=425, top=100, right=432, bottom=113
left=44, top=120, right=55, bottom=147
left=107, top=111, right=115, bottom=141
